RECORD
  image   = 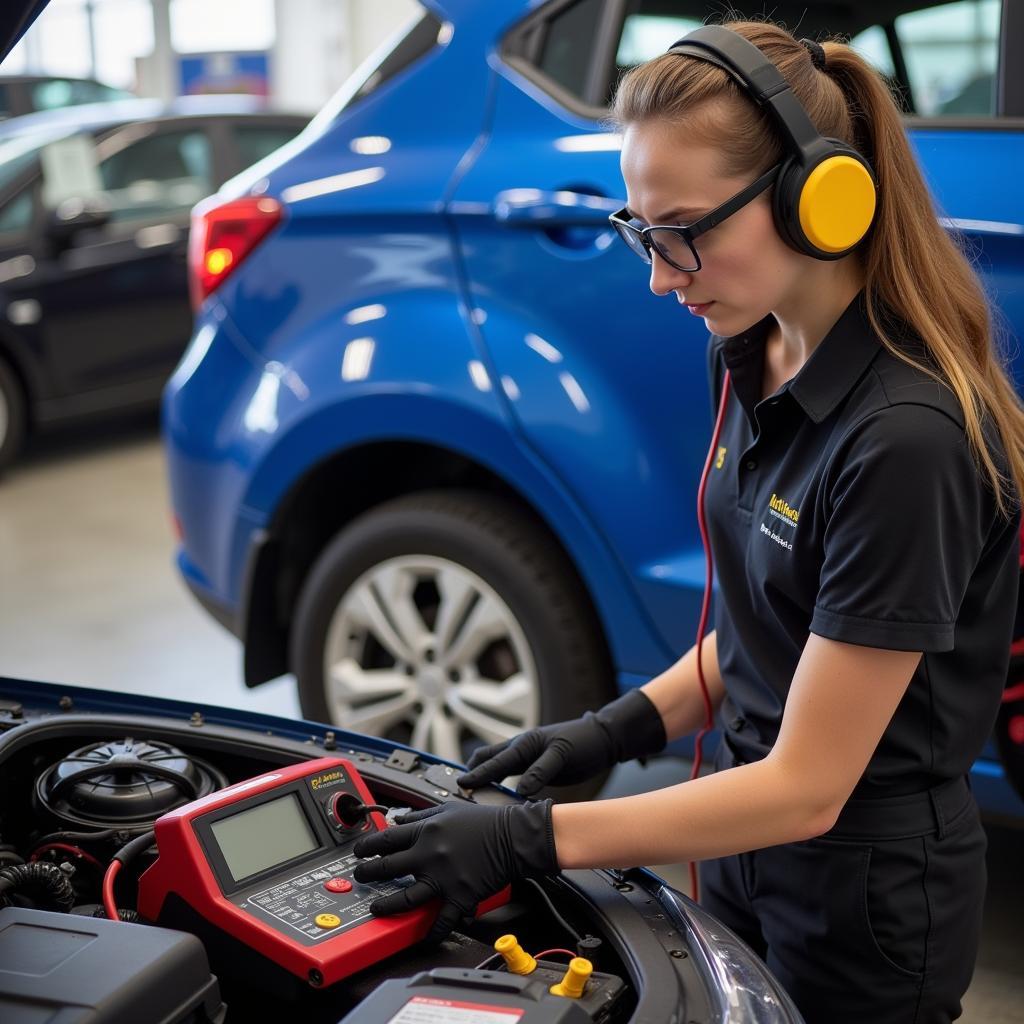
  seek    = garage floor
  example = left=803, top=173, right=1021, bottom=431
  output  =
left=1, top=414, right=1021, bottom=1022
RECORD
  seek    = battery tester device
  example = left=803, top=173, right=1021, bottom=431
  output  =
left=137, top=757, right=504, bottom=988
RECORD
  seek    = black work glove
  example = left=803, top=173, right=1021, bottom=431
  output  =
left=352, top=799, right=556, bottom=944
left=457, top=687, right=666, bottom=797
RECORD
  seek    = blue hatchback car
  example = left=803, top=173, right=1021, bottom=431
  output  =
left=163, top=0, right=1024, bottom=815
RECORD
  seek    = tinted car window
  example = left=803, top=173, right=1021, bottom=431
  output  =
left=615, top=9, right=702, bottom=69
left=0, top=188, right=32, bottom=234
left=896, top=0, right=999, bottom=115
left=98, top=129, right=213, bottom=222
left=848, top=25, right=897, bottom=78
left=333, top=6, right=443, bottom=116
left=537, top=0, right=606, bottom=99
left=232, top=124, right=303, bottom=170
left=529, top=0, right=1001, bottom=118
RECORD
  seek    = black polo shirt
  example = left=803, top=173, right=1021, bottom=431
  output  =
left=705, top=291, right=1020, bottom=794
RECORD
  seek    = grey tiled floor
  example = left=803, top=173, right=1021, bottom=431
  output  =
left=1, top=414, right=1021, bottom=1021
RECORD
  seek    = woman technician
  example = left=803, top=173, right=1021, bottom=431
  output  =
left=353, top=21, right=1024, bottom=1022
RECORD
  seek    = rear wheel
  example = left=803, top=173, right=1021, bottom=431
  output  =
left=290, top=490, right=615, bottom=798
left=0, top=357, right=26, bottom=476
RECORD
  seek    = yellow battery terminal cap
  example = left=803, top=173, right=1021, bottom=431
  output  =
left=549, top=957, right=593, bottom=998
left=494, top=934, right=536, bottom=975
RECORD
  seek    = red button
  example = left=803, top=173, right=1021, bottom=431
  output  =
left=325, top=878, right=352, bottom=893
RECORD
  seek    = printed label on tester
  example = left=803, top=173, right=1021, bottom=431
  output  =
left=388, top=996, right=524, bottom=1023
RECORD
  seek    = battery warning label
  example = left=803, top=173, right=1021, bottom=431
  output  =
left=388, top=996, right=524, bottom=1023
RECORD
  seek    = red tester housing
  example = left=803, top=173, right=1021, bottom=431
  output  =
left=138, top=757, right=456, bottom=987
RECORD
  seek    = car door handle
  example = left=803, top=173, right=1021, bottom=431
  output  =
left=493, top=189, right=621, bottom=227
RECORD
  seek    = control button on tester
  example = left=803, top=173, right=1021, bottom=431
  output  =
left=315, top=913, right=341, bottom=928
left=325, top=878, right=352, bottom=893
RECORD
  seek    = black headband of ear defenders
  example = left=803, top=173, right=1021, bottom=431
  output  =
left=666, top=26, right=830, bottom=159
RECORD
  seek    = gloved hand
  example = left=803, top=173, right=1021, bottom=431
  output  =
left=457, top=687, right=666, bottom=797
left=352, top=799, right=556, bottom=944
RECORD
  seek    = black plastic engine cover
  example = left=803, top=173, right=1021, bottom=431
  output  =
left=0, top=906, right=225, bottom=1023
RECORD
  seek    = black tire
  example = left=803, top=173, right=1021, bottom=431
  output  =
left=0, top=356, right=26, bottom=477
left=290, top=489, right=615, bottom=800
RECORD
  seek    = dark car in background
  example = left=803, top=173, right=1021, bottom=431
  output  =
left=0, top=74, right=133, bottom=120
left=0, top=96, right=308, bottom=471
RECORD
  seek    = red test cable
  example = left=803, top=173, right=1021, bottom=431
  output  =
left=689, top=370, right=732, bottom=901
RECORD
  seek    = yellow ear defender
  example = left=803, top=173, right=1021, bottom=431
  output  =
left=666, top=26, right=877, bottom=261
left=796, top=154, right=877, bottom=255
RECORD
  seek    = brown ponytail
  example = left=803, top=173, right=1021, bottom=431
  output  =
left=610, top=20, right=1024, bottom=518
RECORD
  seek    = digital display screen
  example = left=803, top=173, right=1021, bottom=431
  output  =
left=209, top=792, right=320, bottom=883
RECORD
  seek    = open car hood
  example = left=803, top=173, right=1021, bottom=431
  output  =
left=0, top=676, right=805, bottom=1023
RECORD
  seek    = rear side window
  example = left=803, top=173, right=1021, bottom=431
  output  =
left=503, top=0, right=715, bottom=111
left=507, top=0, right=1002, bottom=120
left=893, top=0, right=1000, bottom=115
left=536, top=0, right=605, bottom=99
left=98, top=129, right=214, bottom=222
left=615, top=10, right=702, bottom=69
left=330, top=6, right=444, bottom=118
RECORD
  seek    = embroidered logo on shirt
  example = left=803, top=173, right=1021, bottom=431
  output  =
left=767, top=492, right=800, bottom=525
left=760, top=493, right=799, bottom=552
left=715, top=446, right=727, bottom=469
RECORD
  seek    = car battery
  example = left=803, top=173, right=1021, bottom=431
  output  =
left=0, top=906, right=225, bottom=1023
left=340, top=963, right=625, bottom=1023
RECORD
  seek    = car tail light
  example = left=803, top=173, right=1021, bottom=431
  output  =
left=189, top=196, right=283, bottom=309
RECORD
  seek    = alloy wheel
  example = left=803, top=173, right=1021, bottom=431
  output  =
left=322, top=554, right=540, bottom=763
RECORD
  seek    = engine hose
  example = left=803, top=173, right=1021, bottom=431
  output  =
left=0, top=861, right=75, bottom=912
left=0, top=843, right=24, bottom=869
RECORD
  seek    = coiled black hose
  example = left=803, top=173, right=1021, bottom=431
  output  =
left=0, top=861, right=75, bottom=912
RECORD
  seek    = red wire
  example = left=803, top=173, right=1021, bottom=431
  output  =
left=689, top=371, right=732, bottom=903
left=102, top=859, right=122, bottom=921
left=532, top=948, right=576, bottom=960
left=29, top=843, right=104, bottom=870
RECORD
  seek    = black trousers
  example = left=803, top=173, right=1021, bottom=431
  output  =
left=700, top=747, right=987, bottom=1024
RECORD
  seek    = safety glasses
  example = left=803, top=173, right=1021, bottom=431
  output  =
left=609, top=164, right=781, bottom=272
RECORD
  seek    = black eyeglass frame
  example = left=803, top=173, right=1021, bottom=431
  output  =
left=609, top=163, right=782, bottom=272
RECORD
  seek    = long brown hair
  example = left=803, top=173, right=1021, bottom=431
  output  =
left=610, top=20, right=1024, bottom=518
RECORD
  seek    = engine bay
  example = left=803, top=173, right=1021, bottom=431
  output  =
left=0, top=683, right=746, bottom=1024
